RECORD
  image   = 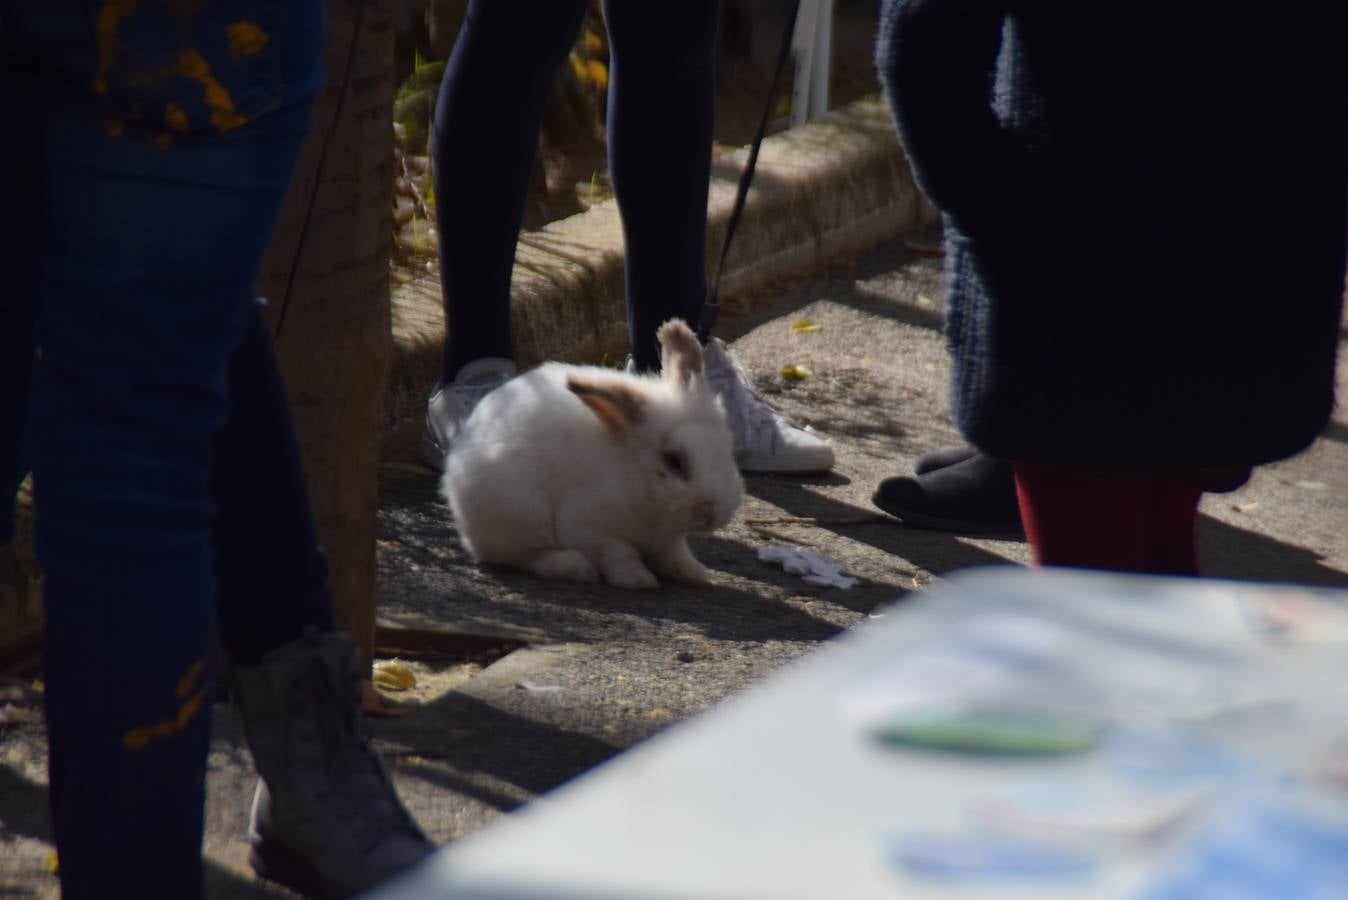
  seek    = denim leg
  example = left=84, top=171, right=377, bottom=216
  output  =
left=213, top=302, right=334, bottom=665
left=0, top=46, right=37, bottom=545
left=25, top=10, right=318, bottom=898
left=33, top=149, right=262, bottom=900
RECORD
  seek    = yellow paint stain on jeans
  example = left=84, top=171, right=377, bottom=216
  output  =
left=123, top=657, right=208, bottom=748
left=177, top=47, right=248, bottom=132
left=176, top=45, right=210, bottom=79
left=175, top=657, right=205, bottom=698
left=226, top=21, right=269, bottom=60
left=164, top=101, right=189, bottom=132
left=123, top=687, right=206, bottom=749
left=93, top=0, right=138, bottom=95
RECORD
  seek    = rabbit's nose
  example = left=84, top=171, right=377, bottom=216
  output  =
left=694, top=501, right=716, bottom=530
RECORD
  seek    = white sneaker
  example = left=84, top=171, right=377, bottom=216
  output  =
left=702, top=339, right=835, bottom=474
left=420, top=357, right=517, bottom=471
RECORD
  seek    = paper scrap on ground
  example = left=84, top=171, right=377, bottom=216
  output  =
left=517, top=680, right=565, bottom=693
left=758, top=545, right=858, bottom=589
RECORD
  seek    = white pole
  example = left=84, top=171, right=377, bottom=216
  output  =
left=789, top=0, right=833, bottom=126
left=790, top=0, right=818, bottom=128
left=810, top=0, right=832, bottom=119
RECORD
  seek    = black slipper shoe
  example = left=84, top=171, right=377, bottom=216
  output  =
left=873, top=452, right=1023, bottom=535
left=913, top=445, right=979, bottom=476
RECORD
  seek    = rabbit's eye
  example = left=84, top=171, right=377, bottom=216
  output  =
left=662, top=450, right=690, bottom=480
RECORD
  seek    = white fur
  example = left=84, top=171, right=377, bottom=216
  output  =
left=441, top=321, right=743, bottom=588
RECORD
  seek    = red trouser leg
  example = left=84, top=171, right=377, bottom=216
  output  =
left=1013, top=463, right=1147, bottom=571
left=1140, top=478, right=1203, bottom=576
left=1014, top=463, right=1202, bottom=575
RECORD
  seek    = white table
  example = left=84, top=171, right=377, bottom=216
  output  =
left=367, top=567, right=1348, bottom=899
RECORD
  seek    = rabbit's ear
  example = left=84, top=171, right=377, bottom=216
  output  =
left=657, top=319, right=704, bottom=390
left=567, top=376, right=646, bottom=438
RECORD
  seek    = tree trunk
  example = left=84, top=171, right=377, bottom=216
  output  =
left=255, top=0, right=395, bottom=673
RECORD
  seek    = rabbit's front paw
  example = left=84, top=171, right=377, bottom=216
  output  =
left=665, top=557, right=709, bottom=585
left=606, top=564, right=659, bottom=590
left=597, top=539, right=659, bottom=589
left=654, top=540, right=710, bottom=585
left=528, top=548, right=599, bottom=583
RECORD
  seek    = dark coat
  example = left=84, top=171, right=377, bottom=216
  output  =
left=877, top=1, right=1348, bottom=468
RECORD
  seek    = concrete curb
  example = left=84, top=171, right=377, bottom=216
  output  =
left=383, top=95, right=933, bottom=455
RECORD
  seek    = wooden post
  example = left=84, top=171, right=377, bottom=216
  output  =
left=255, top=0, right=395, bottom=674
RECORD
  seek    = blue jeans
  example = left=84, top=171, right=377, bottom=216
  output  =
left=1, top=2, right=329, bottom=896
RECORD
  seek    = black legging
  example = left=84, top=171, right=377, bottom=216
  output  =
left=432, top=0, right=721, bottom=378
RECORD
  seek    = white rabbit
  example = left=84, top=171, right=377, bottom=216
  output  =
left=441, top=320, right=744, bottom=589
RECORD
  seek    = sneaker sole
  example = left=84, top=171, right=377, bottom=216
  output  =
left=420, top=431, right=448, bottom=473
left=870, top=490, right=1024, bottom=536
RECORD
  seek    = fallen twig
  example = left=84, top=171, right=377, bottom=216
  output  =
left=743, top=513, right=886, bottom=527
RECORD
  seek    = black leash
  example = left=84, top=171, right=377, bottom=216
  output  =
left=697, top=0, right=804, bottom=344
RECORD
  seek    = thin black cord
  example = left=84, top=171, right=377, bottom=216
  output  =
left=697, top=0, right=803, bottom=344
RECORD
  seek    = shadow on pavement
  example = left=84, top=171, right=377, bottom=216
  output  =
left=743, top=474, right=1023, bottom=577
left=375, top=691, right=622, bottom=811
left=1320, top=419, right=1348, bottom=447
left=1199, top=514, right=1348, bottom=587
left=0, top=762, right=51, bottom=845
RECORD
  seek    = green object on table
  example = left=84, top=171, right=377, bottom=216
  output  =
left=871, top=705, right=1102, bottom=756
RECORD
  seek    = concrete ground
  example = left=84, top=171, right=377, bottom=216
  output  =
left=3, top=236, right=1344, bottom=898
left=1, top=92, right=1345, bottom=896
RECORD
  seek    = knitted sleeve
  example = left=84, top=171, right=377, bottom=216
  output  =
left=875, top=0, right=1015, bottom=232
